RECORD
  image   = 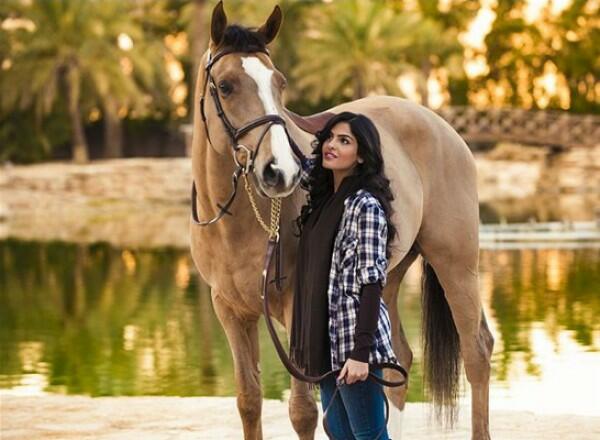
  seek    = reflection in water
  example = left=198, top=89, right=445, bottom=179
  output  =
left=477, top=247, right=600, bottom=415
left=1, top=240, right=598, bottom=412
left=481, top=248, right=599, bottom=377
left=0, top=239, right=293, bottom=399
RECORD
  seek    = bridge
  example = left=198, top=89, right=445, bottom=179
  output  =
left=182, top=107, right=600, bottom=153
left=436, top=107, right=600, bottom=150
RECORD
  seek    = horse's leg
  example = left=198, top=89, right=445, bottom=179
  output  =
left=212, top=291, right=263, bottom=440
left=246, top=318, right=264, bottom=439
left=384, top=250, right=419, bottom=407
left=429, top=259, right=493, bottom=439
left=288, top=377, right=318, bottom=439
left=383, top=249, right=418, bottom=440
left=418, top=231, right=494, bottom=440
left=281, top=294, right=319, bottom=439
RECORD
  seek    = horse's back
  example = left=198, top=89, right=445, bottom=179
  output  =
left=332, top=96, right=474, bottom=174
left=330, top=96, right=479, bottom=268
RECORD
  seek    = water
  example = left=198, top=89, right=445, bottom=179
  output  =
left=1, top=239, right=599, bottom=414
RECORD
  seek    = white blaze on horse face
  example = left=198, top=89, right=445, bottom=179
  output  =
left=241, top=56, right=298, bottom=188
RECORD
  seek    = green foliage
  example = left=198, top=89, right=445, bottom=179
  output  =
left=1, top=0, right=598, bottom=163
left=551, top=0, right=599, bottom=113
left=292, top=0, right=417, bottom=104
left=290, top=0, right=469, bottom=107
left=0, top=0, right=174, bottom=162
left=0, top=109, right=71, bottom=163
left=481, top=0, right=598, bottom=112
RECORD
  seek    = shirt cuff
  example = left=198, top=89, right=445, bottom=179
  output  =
left=357, top=266, right=387, bottom=287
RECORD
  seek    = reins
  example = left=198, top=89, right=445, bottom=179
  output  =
left=191, top=46, right=408, bottom=440
left=261, top=238, right=408, bottom=439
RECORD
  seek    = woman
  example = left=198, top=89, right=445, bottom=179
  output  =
left=290, top=111, right=398, bottom=439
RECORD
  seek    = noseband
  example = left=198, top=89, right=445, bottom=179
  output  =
left=191, top=46, right=306, bottom=227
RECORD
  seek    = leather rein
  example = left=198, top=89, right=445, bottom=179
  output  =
left=191, top=47, right=408, bottom=439
left=262, top=239, right=408, bottom=439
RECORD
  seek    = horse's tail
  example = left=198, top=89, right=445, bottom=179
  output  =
left=421, top=259, right=460, bottom=425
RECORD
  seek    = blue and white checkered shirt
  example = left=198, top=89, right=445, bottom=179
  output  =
left=300, top=159, right=398, bottom=370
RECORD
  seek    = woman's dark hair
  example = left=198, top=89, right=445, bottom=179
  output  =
left=296, top=111, right=397, bottom=256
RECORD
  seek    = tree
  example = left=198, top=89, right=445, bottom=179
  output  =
left=481, top=1, right=550, bottom=109
left=478, top=0, right=599, bottom=112
left=83, top=1, right=173, bottom=158
left=411, top=0, right=478, bottom=106
left=292, top=0, right=417, bottom=105
left=550, top=0, right=599, bottom=113
left=1, top=0, right=172, bottom=162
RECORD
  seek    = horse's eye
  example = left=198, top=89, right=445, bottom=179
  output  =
left=218, top=81, right=233, bottom=96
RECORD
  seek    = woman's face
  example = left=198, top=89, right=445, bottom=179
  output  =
left=321, top=122, right=363, bottom=174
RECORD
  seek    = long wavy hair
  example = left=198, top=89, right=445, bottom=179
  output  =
left=296, top=111, right=396, bottom=256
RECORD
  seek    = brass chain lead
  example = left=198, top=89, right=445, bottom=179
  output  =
left=243, top=174, right=281, bottom=240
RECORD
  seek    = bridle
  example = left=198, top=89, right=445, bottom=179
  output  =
left=191, top=45, right=306, bottom=230
left=191, top=46, right=408, bottom=440
left=191, top=45, right=307, bottom=290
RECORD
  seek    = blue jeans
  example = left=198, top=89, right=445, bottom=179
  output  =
left=319, top=368, right=390, bottom=440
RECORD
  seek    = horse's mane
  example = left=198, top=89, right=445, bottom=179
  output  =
left=219, top=25, right=267, bottom=52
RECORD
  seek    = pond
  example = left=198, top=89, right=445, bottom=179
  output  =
left=1, top=239, right=598, bottom=415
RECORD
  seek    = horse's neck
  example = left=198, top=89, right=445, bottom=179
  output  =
left=192, top=138, right=238, bottom=222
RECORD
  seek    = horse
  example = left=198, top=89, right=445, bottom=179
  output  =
left=189, top=2, right=494, bottom=439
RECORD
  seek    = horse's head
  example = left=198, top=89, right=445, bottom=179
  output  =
left=199, top=1, right=301, bottom=198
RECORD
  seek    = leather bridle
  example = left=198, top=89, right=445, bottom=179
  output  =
left=191, top=46, right=306, bottom=227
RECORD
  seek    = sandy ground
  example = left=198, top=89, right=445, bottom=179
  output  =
left=2, top=394, right=599, bottom=440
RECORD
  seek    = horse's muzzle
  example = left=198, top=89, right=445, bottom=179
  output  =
left=258, top=159, right=301, bottom=198
left=262, top=159, right=284, bottom=188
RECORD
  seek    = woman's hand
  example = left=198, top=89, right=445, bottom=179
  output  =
left=337, top=359, right=369, bottom=385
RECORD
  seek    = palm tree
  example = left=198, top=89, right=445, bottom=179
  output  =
left=292, top=0, right=417, bottom=104
left=83, top=1, right=172, bottom=158
left=1, top=0, right=171, bottom=162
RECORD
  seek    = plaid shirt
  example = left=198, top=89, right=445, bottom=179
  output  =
left=301, top=159, right=397, bottom=370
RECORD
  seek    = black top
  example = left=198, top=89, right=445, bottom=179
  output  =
left=290, top=174, right=382, bottom=375
left=349, top=282, right=383, bottom=363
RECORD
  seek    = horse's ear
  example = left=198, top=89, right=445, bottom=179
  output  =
left=210, top=1, right=227, bottom=47
left=257, top=5, right=282, bottom=45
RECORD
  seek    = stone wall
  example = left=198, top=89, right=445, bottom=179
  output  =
left=1, top=145, right=598, bottom=248
left=0, top=159, right=191, bottom=248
